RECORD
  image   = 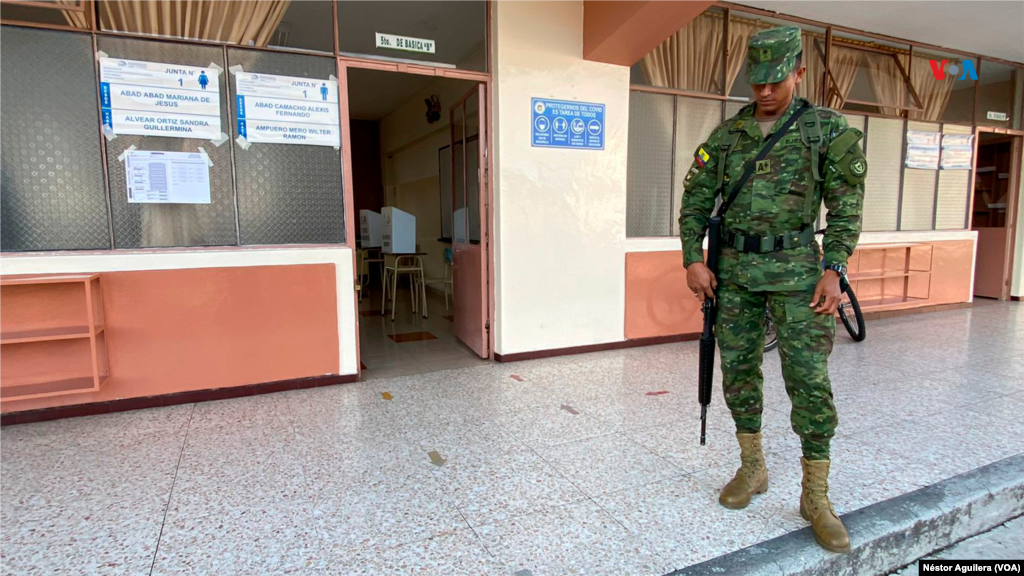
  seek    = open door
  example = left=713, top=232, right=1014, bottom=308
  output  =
left=972, top=133, right=1021, bottom=300
left=450, top=85, right=489, bottom=357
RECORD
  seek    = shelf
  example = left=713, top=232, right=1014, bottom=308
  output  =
left=0, top=325, right=103, bottom=345
left=857, top=296, right=929, bottom=310
left=848, top=270, right=929, bottom=281
left=0, top=375, right=104, bottom=401
left=0, top=274, right=100, bottom=286
left=855, top=242, right=923, bottom=250
left=0, top=274, right=108, bottom=403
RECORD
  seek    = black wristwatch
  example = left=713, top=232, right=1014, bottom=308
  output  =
left=824, top=263, right=847, bottom=276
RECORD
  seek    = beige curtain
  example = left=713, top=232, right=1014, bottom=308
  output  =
left=99, top=0, right=290, bottom=47
left=723, top=17, right=762, bottom=94
left=641, top=13, right=723, bottom=92
left=795, top=33, right=825, bottom=104
left=908, top=55, right=954, bottom=121
left=826, top=46, right=863, bottom=108
left=58, top=0, right=90, bottom=28
left=865, top=51, right=908, bottom=116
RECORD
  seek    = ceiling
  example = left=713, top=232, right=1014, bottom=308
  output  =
left=347, top=68, right=437, bottom=120
left=736, top=1, right=1024, bottom=64
left=346, top=68, right=475, bottom=121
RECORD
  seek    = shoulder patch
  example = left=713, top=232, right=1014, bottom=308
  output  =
left=695, top=146, right=711, bottom=167
left=849, top=156, right=867, bottom=178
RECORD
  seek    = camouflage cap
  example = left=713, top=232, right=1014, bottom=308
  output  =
left=746, top=26, right=802, bottom=84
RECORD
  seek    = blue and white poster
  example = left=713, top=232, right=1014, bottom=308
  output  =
left=99, top=58, right=222, bottom=139
left=531, top=98, right=605, bottom=150
left=235, top=71, right=340, bottom=148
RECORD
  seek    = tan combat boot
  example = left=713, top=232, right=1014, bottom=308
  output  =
left=799, top=457, right=851, bottom=553
left=719, top=432, right=769, bottom=509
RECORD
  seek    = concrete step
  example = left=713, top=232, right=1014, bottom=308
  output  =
left=665, top=454, right=1024, bottom=576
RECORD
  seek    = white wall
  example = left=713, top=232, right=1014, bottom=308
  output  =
left=493, top=1, right=630, bottom=355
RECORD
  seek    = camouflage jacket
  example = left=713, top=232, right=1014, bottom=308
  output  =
left=679, top=97, right=865, bottom=291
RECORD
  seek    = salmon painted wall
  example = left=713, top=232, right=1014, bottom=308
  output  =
left=625, top=237, right=977, bottom=339
left=625, top=251, right=702, bottom=339
left=0, top=246, right=359, bottom=413
left=1, top=264, right=340, bottom=413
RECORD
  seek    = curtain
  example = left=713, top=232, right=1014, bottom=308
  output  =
left=99, top=0, right=290, bottom=47
left=908, top=55, right=954, bottom=121
left=865, top=51, right=907, bottom=116
left=723, top=17, right=762, bottom=94
left=826, top=46, right=863, bottom=109
left=58, top=0, right=90, bottom=28
left=641, top=13, right=723, bottom=92
left=796, top=33, right=826, bottom=104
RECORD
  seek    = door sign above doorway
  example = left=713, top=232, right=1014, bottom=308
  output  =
left=234, top=71, right=340, bottom=148
left=375, top=32, right=436, bottom=54
left=531, top=98, right=605, bottom=150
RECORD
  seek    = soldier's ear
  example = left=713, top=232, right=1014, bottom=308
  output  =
left=793, top=66, right=807, bottom=83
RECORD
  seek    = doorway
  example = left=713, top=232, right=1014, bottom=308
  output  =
left=341, top=63, right=491, bottom=379
left=972, top=132, right=1022, bottom=300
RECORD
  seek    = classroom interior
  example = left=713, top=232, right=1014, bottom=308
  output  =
left=347, top=68, right=486, bottom=380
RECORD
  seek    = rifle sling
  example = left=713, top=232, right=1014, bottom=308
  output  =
left=715, top=102, right=813, bottom=219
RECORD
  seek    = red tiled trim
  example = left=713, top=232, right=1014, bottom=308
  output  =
left=494, top=333, right=699, bottom=363
left=0, top=373, right=358, bottom=427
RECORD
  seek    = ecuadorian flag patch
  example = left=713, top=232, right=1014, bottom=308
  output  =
left=695, top=146, right=710, bottom=167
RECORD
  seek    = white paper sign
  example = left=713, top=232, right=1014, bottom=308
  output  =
left=235, top=72, right=340, bottom=147
left=375, top=32, right=436, bottom=54
left=905, top=130, right=941, bottom=170
left=100, top=58, right=222, bottom=139
left=941, top=134, right=975, bottom=170
left=125, top=150, right=211, bottom=204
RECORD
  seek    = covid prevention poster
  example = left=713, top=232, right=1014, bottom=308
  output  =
left=99, top=58, right=222, bottom=139
left=234, top=72, right=340, bottom=147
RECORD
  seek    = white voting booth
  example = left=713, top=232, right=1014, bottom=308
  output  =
left=359, top=210, right=383, bottom=247
left=382, top=207, right=415, bottom=254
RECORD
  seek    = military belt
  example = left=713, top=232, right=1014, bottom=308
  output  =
left=722, top=227, right=815, bottom=254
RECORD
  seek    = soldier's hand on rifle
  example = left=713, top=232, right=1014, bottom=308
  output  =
left=686, top=262, right=717, bottom=303
left=810, top=270, right=842, bottom=315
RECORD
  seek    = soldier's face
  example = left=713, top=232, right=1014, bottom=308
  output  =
left=751, top=65, right=806, bottom=115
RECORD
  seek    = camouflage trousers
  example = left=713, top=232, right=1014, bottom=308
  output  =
left=716, top=281, right=838, bottom=460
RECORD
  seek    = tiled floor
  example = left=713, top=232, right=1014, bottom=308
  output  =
left=3, top=303, right=1024, bottom=575
left=358, top=283, right=487, bottom=380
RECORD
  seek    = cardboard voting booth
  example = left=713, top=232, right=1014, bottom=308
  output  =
left=382, top=207, right=416, bottom=254
left=359, top=210, right=383, bottom=247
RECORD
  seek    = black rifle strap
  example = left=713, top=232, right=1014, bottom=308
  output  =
left=715, top=102, right=813, bottom=219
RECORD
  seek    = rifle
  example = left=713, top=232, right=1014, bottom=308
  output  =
left=695, top=102, right=813, bottom=446
left=698, top=215, right=722, bottom=446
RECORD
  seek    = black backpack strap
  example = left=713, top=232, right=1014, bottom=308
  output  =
left=715, top=102, right=813, bottom=219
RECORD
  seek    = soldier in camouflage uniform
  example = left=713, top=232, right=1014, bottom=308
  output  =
left=679, top=26, right=866, bottom=554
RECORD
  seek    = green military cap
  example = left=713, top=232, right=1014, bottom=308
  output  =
left=746, top=25, right=802, bottom=84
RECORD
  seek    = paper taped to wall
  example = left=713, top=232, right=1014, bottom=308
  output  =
left=124, top=150, right=212, bottom=204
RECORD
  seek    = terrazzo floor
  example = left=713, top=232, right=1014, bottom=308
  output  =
left=2, top=303, right=1023, bottom=575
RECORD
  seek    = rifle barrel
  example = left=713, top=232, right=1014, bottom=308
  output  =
left=700, top=405, right=707, bottom=445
